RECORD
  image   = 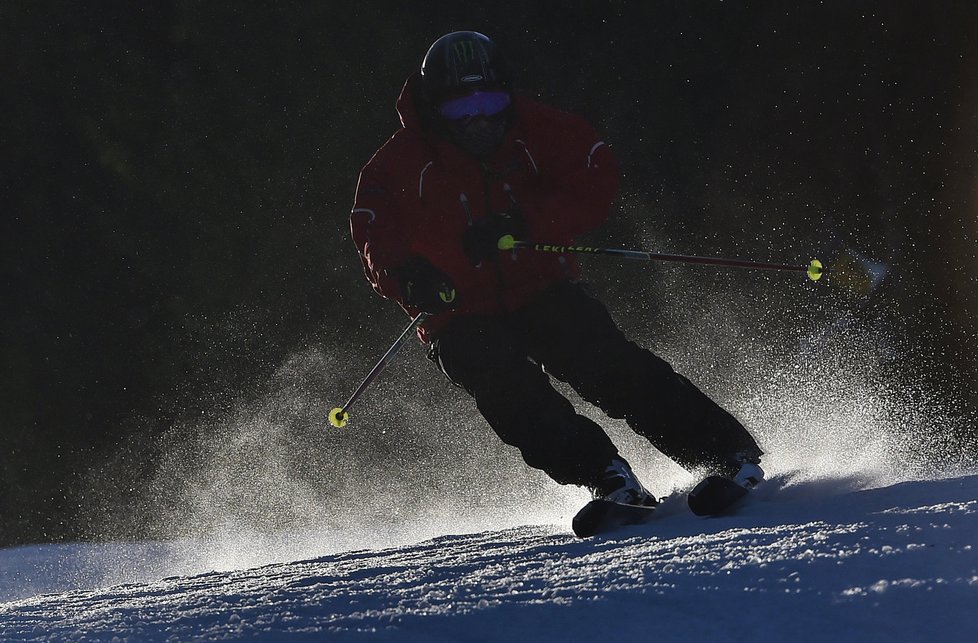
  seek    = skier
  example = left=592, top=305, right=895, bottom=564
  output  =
left=351, top=31, right=763, bottom=517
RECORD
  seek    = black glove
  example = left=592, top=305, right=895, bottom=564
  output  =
left=396, top=256, right=457, bottom=313
left=462, top=210, right=527, bottom=266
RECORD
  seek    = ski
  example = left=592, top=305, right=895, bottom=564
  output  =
left=572, top=499, right=656, bottom=538
left=687, top=475, right=750, bottom=516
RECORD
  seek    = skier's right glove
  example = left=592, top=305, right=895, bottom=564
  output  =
left=462, top=209, right=527, bottom=266
left=395, top=256, right=458, bottom=313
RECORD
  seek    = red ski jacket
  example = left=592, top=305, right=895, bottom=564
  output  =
left=351, top=74, right=620, bottom=342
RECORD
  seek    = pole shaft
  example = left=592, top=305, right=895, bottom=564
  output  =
left=339, top=312, right=428, bottom=414
left=512, top=241, right=809, bottom=273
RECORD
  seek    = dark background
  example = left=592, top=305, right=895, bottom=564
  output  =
left=3, top=1, right=977, bottom=547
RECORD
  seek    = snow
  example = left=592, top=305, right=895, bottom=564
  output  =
left=2, top=472, right=977, bottom=642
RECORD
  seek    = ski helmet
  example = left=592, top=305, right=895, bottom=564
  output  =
left=420, top=31, right=512, bottom=103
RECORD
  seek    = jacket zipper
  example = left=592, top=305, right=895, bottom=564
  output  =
left=480, top=161, right=510, bottom=312
left=459, top=193, right=473, bottom=225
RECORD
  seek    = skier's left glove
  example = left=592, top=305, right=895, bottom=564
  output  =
left=395, top=255, right=458, bottom=313
left=462, top=209, right=527, bottom=266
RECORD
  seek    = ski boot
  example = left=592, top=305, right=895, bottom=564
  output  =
left=591, top=457, right=658, bottom=507
left=573, top=458, right=657, bottom=537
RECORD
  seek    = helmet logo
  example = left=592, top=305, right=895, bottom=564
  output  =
left=423, top=32, right=508, bottom=98
left=451, top=40, right=477, bottom=63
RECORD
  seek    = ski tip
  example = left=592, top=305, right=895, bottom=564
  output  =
left=328, top=407, right=349, bottom=428
left=688, top=475, right=749, bottom=516
left=572, top=499, right=656, bottom=538
left=572, top=499, right=610, bottom=538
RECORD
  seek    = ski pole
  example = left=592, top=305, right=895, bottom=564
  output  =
left=497, top=235, right=825, bottom=281
left=328, top=312, right=428, bottom=428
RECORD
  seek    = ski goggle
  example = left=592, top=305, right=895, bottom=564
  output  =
left=438, top=91, right=511, bottom=120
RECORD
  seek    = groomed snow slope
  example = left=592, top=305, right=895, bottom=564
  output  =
left=2, top=473, right=977, bottom=642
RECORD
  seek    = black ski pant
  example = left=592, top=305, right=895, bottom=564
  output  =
left=428, top=281, right=762, bottom=488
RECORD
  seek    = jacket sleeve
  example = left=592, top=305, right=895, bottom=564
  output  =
left=518, top=110, right=620, bottom=243
left=350, top=159, right=412, bottom=303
